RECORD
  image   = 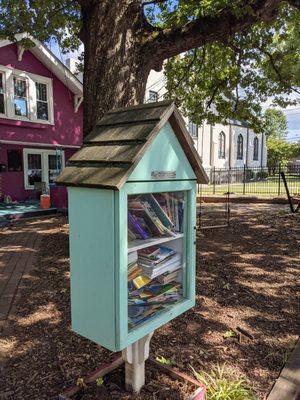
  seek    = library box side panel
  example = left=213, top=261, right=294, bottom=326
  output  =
left=127, top=122, right=197, bottom=183
left=68, top=187, right=116, bottom=351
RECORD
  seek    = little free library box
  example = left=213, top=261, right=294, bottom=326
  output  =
left=57, top=100, right=208, bottom=352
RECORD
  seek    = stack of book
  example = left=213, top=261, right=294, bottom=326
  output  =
left=128, top=192, right=184, bottom=241
left=127, top=246, right=183, bottom=329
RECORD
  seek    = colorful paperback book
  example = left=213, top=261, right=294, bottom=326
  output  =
left=138, top=246, right=176, bottom=267
left=128, top=212, right=149, bottom=240
left=128, top=251, right=138, bottom=265
left=141, top=258, right=182, bottom=280
left=132, top=275, right=151, bottom=289
left=138, top=246, right=160, bottom=259
left=142, top=194, right=174, bottom=229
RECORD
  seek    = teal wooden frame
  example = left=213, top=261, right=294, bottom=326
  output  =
left=67, top=122, right=199, bottom=352
left=115, top=180, right=196, bottom=350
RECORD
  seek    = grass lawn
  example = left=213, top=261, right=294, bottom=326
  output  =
left=200, top=175, right=300, bottom=196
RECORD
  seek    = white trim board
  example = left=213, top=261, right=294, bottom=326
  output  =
left=0, top=139, right=80, bottom=149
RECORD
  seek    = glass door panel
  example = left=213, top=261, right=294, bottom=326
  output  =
left=48, top=154, right=60, bottom=184
left=27, top=153, right=42, bottom=186
left=127, top=191, right=186, bottom=330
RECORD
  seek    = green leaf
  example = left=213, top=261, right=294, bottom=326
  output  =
left=156, top=355, right=172, bottom=365
left=223, top=330, right=237, bottom=338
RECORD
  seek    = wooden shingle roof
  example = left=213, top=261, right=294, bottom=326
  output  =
left=56, top=100, right=208, bottom=189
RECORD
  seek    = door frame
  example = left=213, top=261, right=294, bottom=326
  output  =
left=23, top=147, right=65, bottom=190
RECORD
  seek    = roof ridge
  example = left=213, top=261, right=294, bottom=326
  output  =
left=97, top=118, right=160, bottom=127
left=106, top=100, right=173, bottom=114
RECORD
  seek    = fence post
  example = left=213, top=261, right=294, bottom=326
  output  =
left=278, top=163, right=281, bottom=196
left=243, top=165, right=246, bottom=195
left=213, top=167, right=216, bottom=195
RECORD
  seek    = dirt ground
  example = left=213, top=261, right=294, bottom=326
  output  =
left=0, top=205, right=299, bottom=399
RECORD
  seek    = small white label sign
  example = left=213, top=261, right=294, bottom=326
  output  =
left=151, top=171, right=176, bottom=180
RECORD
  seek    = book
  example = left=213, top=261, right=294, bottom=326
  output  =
left=138, top=246, right=176, bottom=267
left=158, top=270, right=182, bottom=284
left=128, top=251, right=138, bottom=265
left=128, top=211, right=149, bottom=240
left=138, top=246, right=160, bottom=259
left=141, top=257, right=182, bottom=279
left=128, top=265, right=143, bottom=281
left=132, top=275, right=151, bottom=289
left=142, top=194, right=174, bottom=229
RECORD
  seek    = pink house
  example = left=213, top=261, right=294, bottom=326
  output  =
left=0, top=33, right=83, bottom=202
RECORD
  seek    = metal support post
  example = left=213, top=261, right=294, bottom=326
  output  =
left=122, top=332, right=153, bottom=393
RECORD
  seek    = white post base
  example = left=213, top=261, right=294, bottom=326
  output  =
left=122, top=332, right=153, bottom=393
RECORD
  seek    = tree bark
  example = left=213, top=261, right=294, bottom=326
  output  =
left=80, top=0, right=154, bottom=136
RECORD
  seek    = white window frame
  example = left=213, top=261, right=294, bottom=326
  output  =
left=23, top=148, right=65, bottom=190
left=0, top=70, right=7, bottom=117
left=13, top=75, right=29, bottom=118
left=35, top=81, right=49, bottom=121
left=0, top=64, right=54, bottom=125
left=148, top=90, right=158, bottom=103
left=188, top=121, right=198, bottom=139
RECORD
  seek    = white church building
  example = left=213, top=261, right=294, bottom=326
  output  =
left=145, top=70, right=267, bottom=169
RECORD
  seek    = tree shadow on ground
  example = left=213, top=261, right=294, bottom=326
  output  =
left=0, top=210, right=299, bottom=400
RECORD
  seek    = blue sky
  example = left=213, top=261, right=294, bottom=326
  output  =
left=284, top=107, right=300, bottom=142
left=50, top=39, right=300, bottom=142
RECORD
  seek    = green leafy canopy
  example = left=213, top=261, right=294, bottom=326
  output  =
left=154, top=1, right=300, bottom=131
left=0, top=0, right=300, bottom=131
left=0, top=0, right=81, bottom=53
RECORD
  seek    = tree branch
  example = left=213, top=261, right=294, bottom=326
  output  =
left=146, top=0, right=283, bottom=71
left=259, top=46, right=300, bottom=94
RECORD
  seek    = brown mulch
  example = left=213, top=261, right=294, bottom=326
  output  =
left=0, top=208, right=299, bottom=399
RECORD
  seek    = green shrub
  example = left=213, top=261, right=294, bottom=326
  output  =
left=256, top=170, right=268, bottom=180
left=245, top=169, right=255, bottom=181
left=190, top=364, right=256, bottom=400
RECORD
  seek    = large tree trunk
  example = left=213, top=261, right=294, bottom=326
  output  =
left=80, top=1, right=153, bottom=136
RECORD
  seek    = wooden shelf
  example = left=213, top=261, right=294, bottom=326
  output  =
left=128, top=234, right=184, bottom=252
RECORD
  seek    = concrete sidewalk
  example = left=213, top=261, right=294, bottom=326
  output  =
left=267, top=339, right=300, bottom=400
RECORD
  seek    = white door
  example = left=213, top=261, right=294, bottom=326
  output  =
left=23, top=148, right=65, bottom=190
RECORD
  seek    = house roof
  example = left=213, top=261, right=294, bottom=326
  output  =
left=0, top=33, right=82, bottom=96
left=56, top=100, right=208, bottom=189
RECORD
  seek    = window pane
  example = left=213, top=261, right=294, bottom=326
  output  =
left=149, top=90, right=158, bottom=102
left=48, top=155, right=59, bottom=183
left=188, top=121, right=198, bottom=138
left=28, top=154, right=41, bottom=169
left=0, top=73, right=4, bottom=114
left=14, top=77, right=26, bottom=98
left=7, top=149, right=22, bottom=171
left=27, top=154, right=42, bottom=186
left=36, top=83, right=47, bottom=101
left=37, top=101, right=48, bottom=120
left=0, top=94, right=4, bottom=114
left=128, top=191, right=185, bottom=331
left=14, top=98, right=28, bottom=116
left=0, top=72, right=3, bottom=94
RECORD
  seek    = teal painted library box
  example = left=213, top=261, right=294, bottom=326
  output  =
left=57, top=101, right=208, bottom=352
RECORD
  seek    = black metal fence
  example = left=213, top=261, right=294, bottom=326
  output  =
left=198, top=165, right=300, bottom=196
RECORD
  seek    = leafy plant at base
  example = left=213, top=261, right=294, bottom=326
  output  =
left=156, top=355, right=172, bottom=365
left=96, top=377, right=104, bottom=386
left=223, top=330, right=237, bottom=339
left=190, top=364, right=255, bottom=400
